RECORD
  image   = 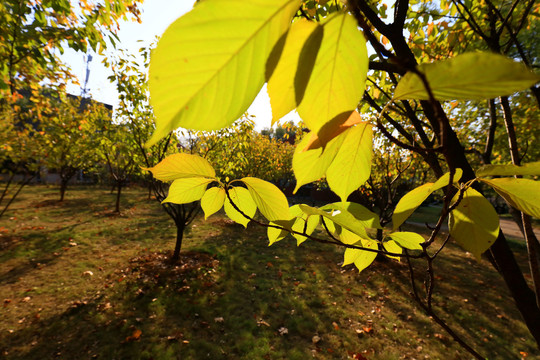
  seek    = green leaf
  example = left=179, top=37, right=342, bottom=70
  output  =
left=144, top=153, right=215, bottom=182
left=267, top=18, right=322, bottom=124
left=162, top=177, right=213, bottom=204
left=343, top=239, right=378, bottom=272
left=394, top=52, right=540, bottom=101
left=479, top=178, right=540, bottom=219
left=476, top=162, right=540, bottom=177
left=392, top=169, right=463, bottom=230
left=300, top=202, right=379, bottom=240
left=147, top=0, right=301, bottom=145
left=292, top=128, right=347, bottom=192
left=448, top=188, right=499, bottom=259
left=321, top=202, right=382, bottom=229
left=241, top=177, right=290, bottom=221
left=326, top=122, right=373, bottom=201
left=296, top=12, right=368, bottom=132
left=224, top=187, right=257, bottom=228
left=386, top=231, right=424, bottom=250
left=201, top=187, right=226, bottom=219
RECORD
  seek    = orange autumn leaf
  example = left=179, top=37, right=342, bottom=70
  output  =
left=302, top=111, right=364, bottom=152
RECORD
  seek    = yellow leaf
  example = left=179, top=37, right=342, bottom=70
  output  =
left=224, top=187, right=257, bottom=228
left=296, top=12, right=368, bottom=132
left=302, top=111, right=364, bottom=151
left=144, top=153, right=215, bottom=182
left=201, top=187, right=226, bottom=219
left=267, top=18, right=322, bottom=124
left=162, top=177, right=213, bottom=204
left=147, top=0, right=301, bottom=145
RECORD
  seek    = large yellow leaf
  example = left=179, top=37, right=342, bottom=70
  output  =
left=386, top=231, right=424, bottom=250
left=326, top=122, right=373, bottom=201
left=392, top=169, right=463, bottom=230
left=448, top=188, right=499, bottom=259
left=144, top=153, right=215, bottom=182
left=289, top=204, right=320, bottom=245
left=266, top=19, right=322, bottom=124
left=296, top=12, right=368, bottom=132
left=292, top=128, right=347, bottom=192
left=162, top=177, right=213, bottom=204
left=224, top=186, right=257, bottom=228
left=241, top=177, right=290, bottom=221
left=394, top=52, right=540, bottom=101
left=476, top=162, right=540, bottom=177
left=480, top=178, right=540, bottom=219
left=147, top=0, right=301, bottom=145
left=201, top=187, right=226, bottom=219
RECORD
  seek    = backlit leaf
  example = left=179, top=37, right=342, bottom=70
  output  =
left=292, top=128, right=347, bottom=192
left=480, top=178, right=540, bottom=219
left=326, top=122, right=373, bottom=201
left=296, top=12, right=368, bottom=132
left=343, top=239, right=378, bottom=272
left=476, top=162, right=540, bottom=177
left=394, top=52, right=540, bottom=101
left=267, top=19, right=322, bottom=124
left=163, top=177, right=213, bottom=204
left=144, top=153, right=215, bottom=181
left=241, top=177, right=290, bottom=221
left=301, top=111, right=363, bottom=151
left=290, top=204, right=320, bottom=245
left=382, top=240, right=402, bottom=260
left=448, top=188, right=499, bottom=259
left=392, top=169, right=463, bottom=230
left=201, top=187, right=226, bottom=219
left=267, top=223, right=289, bottom=245
left=147, top=0, right=301, bottom=145
left=386, top=231, right=424, bottom=250
left=224, top=187, right=257, bottom=228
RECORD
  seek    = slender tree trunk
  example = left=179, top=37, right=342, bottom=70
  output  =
left=171, top=221, right=185, bottom=263
left=115, top=182, right=122, bottom=213
left=60, top=178, right=68, bottom=202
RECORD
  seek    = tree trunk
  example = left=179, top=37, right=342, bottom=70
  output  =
left=115, top=182, right=122, bottom=213
left=60, top=179, right=68, bottom=202
left=171, top=221, right=185, bottom=263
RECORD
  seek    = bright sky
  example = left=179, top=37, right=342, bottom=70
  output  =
left=62, top=0, right=299, bottom=130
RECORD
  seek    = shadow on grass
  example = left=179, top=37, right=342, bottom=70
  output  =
left=1, top=216, right=537, bottom=359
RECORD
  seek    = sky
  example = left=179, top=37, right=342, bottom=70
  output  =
left=62, top=0, right=298, bottom=130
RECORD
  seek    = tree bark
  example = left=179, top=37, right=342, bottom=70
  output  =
left=172, top=221, right=185, bottom=263
left=115, top=182, right=122, bottom=213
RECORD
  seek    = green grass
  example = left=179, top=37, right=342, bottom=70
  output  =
left=0, top=185, right=537, bottom=359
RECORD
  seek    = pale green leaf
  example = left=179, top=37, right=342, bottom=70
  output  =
left=326, top=122, right=373, bottom=201
left=201, top=187, right=226, bottom=219
left=147, top=0, right=301, bottom=145
left=477, top=162, right=540, bottom=177
left=321, top=202, right=382, bottom=229
left=343, top=239, right=378, bottom=272
left=267, top=19, right=322, bottom=124
left=479, top=178, right=540, bottom=219
left=224, top=187, right=257, bottom=228
left=144, top=153, right=215, bottom=181
left=291, top=209, right=320, bottom=245
left=449, top=188, right=500, bottom=259
left=241, top=177, right=290, bottom=221
left=296, top=12, right=368, bottom=132
left=394, top=52, right=540, bottom=101
left=163, top=177, right=213, bottom=204
left=392, top=169, right=463, bottom=230
left=386, top=231, right=424, bottom=250
left=292, top=128, right=347, bottom=192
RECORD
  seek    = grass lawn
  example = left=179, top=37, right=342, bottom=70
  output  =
left=0, top=185, right=537, bottom=359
